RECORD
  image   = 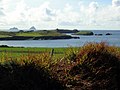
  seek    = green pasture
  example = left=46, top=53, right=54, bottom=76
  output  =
left=0, top=47, right=79, bottom=59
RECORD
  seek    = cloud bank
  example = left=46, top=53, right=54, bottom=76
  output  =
left=0, top=0, right=120, bottom=30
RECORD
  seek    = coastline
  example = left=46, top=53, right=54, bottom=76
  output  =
left=0, top=35, right=80, bottom=40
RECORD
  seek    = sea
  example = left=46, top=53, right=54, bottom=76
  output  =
left=0, top=30, right=120, bottom=47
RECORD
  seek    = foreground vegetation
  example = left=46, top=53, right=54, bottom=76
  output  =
left=0, top=42, right=120, bottom=90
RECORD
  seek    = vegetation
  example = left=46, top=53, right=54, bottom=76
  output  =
left=73, top=31, right=94, bottom=35
left=0, top=59, right=65, bottom=90
left=0, top=47, right=68, bottom=59
left=0, top=42, right=120, bottom=89
left=0, top=30, right=80, bottom=40
left=68, top=42, right=120, bottom=89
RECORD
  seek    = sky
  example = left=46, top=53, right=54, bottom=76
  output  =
left=0, top=0, right=120, bottom=30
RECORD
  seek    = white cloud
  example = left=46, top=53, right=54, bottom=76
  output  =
left=112, top=0, right=120, bottom=7
left=0, top=0, right=120, bottom=29
left=64, top=3, right=73, bottom=12
left=0, top=8, right=5, bottom=16
left=77, top=1, right=120, bottom=28
left=4, top=0, right=29, bottom=25
left=28, top=2, right=57, bottom=22
left=89, top=2, right=98, bottom=14
left=45, top=8, right=56, bottom=16
left=56, top=3, right=82, bottom=27
left=0, top=1, right=57, bottom=28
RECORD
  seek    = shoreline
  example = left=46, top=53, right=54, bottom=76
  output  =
left=0, top=35, right=80, bottom=40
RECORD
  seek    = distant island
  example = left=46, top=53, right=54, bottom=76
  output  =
left=73, top=31, right=94, bottom=35
left=0, top=28, right=80, bottom=40
left=0, top=27, right=113, bottom=40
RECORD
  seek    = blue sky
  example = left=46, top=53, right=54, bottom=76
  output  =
left=0, top=0, right=120, bottom=30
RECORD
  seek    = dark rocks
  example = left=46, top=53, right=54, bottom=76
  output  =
left=0, top=35, right=80, bottom=40
left=95, top=33, right=112, bottom=36
left=106, top=33, right=112, bottom=35
left=95, top=34, right=103, bottom=36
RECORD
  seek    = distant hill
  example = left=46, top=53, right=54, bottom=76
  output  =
left=29, top=26, right=36, bottom=31
left=9, top=27, right=19, bottom=32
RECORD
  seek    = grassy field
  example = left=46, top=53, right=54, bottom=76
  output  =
left=0, top=46, right=120, bottom=58
left=0, top=47, right=80, bottom=60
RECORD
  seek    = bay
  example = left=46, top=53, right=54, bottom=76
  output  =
left=0, top=30, right=120, bottom=47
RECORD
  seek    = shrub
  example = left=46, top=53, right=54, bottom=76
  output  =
left=69, top=42, right=120, bottom=89
left=0, top=60, right=65, bottom=90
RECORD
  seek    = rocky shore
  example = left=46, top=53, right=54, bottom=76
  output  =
left=0, top=35, right=80, bottom=40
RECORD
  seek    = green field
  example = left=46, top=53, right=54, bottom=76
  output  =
left=0, top=46, right=119, bottom=58
left=0, top=47, right=80, bottom=60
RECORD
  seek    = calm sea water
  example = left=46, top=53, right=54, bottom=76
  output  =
left=0, top=30, right=120, bottom=47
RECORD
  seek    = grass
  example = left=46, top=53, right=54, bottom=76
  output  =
left=0, top=35, right=11, bottom=37
left=0, top=47, right=79, bottom=60
left=16, top=32, right=43, bottom=36
left=0, top=47, right=67, bottom=53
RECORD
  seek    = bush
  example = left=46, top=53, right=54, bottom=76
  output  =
left=69, top=42, right=120, bottom=89
left=0, top=60, right=65, bottom=90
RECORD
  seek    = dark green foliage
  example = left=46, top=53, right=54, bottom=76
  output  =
left=0, top=61, right=65, bottom=90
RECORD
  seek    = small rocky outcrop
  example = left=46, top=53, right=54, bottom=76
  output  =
left=106, top=33, right=112, bottom=35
